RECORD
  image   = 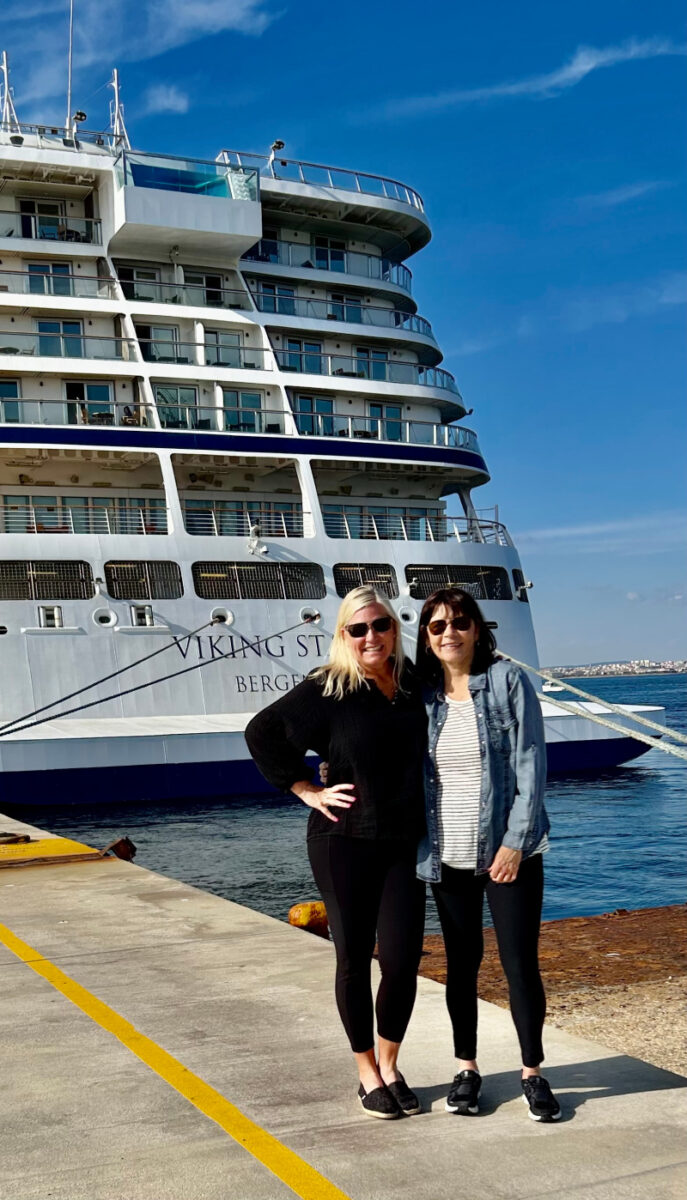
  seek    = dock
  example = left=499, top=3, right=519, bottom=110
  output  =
left=1, top=813, right=686, bottom=1200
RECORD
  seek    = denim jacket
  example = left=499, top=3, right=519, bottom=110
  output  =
left=416, top=660, right=549, bottom=882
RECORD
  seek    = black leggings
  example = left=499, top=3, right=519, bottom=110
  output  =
left=432, top=854, right=546, bottom=1068
left=308, top=836, right=426, bottom=1053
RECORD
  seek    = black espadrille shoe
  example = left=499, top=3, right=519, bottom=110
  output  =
left=386, top=1074, right=422, bottom=1116
left=358, top=1082, right=400, bottom=1119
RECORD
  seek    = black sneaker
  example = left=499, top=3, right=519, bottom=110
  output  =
left=445, top=1069, right=481, bottom=1114
left=386, top=1073, right=422, bottom=1116
left=521, top=1075, right=561, bottom=1122
left=358, top=1083, right=400, bottom=1120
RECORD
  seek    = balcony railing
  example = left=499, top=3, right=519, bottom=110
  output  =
left=138, top=340, right=267, bottom=369
left=0, top=269, right=117, bottom=300
left=292, top=411, right=479, bottom=450
left=220, top=150, right=424, bottom=212
left=275, top=350, right=460, bottom=394
left=0, top=398, right=149, bottom=427
left=115, top=150, right=259, bottom=202
left=242, top=240, right=412, bottom=292
left=0, top=330, right=135, bottom=359
left=118, top=277, right=250, bottom=310
left=0, top=211, right=102, bottom=244
left=322, top=512, right=513, bottom=545
left=0, top=505, right=168, bottom=535
left=182, top=505, right=309, bottom=538
left=253, top=294, right=434, bottom=339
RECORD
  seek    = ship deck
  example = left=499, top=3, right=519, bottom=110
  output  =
left=0, top=812, right=685, bottom=1200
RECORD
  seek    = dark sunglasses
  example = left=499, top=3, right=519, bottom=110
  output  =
left=426, top=615, right=473, bottom=635
left=345, top=616, right=394, bottom=638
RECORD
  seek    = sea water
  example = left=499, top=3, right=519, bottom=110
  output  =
left=7, top=675, right=685, bottom=932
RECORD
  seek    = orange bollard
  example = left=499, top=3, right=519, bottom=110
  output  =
left=288, top=900, right=329, bottom=939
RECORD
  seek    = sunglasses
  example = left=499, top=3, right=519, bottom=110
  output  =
left=426, top=615, right=473, bottom=635
left=345, top=616, right=394, bottom=638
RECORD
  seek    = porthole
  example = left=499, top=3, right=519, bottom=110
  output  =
left=211, top=607, right=235, bottom=626
left=299, top=607, right=321, bottom=624
left=398, top=606, right=417, bottom=625
left=92, top=607, right=118, bottom=628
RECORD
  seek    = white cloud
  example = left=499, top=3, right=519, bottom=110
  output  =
left=577, top=181, right=671, bottom=209
left=141, top=84, right=190, bottom=116
left=562, top=271, right=687, bottom=332
left=514, top=511, right=687, bottom=557
left=366, top=37, right=686, bottom=121
left=3, top=0, right=276, bottom=107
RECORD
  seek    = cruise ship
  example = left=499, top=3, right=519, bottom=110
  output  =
left=0, top=63, right=662, bottom=805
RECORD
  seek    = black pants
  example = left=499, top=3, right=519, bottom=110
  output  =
left=308, top=836, right=426, bottom=1053
left=432, top=854, right=546, bottom=1067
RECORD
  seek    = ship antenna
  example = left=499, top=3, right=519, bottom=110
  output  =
left=109, top=68, right=131, bottom=149
left=0, top=50, right=21, bottom=134
left=65, top=0, right=75, bottom=129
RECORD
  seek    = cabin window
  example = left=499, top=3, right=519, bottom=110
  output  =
left=0, top=560, right=94, bottom=600
left=104, top=561, right=183, bottom=600
left=405, top=565, right=513, bottom=601
left=130, top=604, right=154, bottom=627
left=333, top=563, right=399, bottom=599
left=38, top=605, right=63, bottom=628
left=192, top=561, right=325, bottom=601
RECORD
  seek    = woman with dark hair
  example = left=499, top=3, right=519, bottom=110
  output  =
left=415, top=587, right=560, bottom=1123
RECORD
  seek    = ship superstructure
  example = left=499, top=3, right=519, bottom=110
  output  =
left=0, top=74, right=657, bottom=802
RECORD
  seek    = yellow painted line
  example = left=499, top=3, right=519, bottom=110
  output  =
left=0, top=921, right=353, bottom=1200
left=0, top=836, right=101, bottom=864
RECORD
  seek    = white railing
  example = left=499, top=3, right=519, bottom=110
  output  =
left=275, top=350, right=461, bottom=395
left=0, top=398, right=149, bottom=427
left=253, top=293, right=434, bottom=338
left=0, top=505, right=169, bottom=535
left=321, top=512, right=513, bottom=544
left=291, top=411, right=480, bottom=450
left=0, top=211, right=102, bottom=244
left=0, top=269, right=117, bottom=300
left=220, top=150, right=424, bottom=212
left=182, top=505, right=312, bottom=538
left=0, top=330, right=134, bottom=359
left=242, top=239, right=413, bottom=291
left=118, top=276, right=250, bottom=309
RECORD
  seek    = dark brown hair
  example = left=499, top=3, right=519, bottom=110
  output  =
left=415, top=587, right=497, bottom=686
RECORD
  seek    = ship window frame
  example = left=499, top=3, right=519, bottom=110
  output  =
left=104, top=560, right=183, bottom=601
left=0, top=560, right=94, bottom=601
left=333, top=563, right=399, bottom=599
left=192, top=560, right=325, bottom=601
left=404, top=564, right=514, bottom=601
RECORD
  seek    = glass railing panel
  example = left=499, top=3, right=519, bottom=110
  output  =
left=119, top=277, right=249, bottom=309
left=0, top=399, right=151, bottom=427
left=0, top=270, right=116, bottom=299
left=117, top=151, right=258, bottom=201
left=0, top=331, right=130, bottom=359
left=242, top=240, right=414, bottom=293
left=0, top=212, right=101, bottom=243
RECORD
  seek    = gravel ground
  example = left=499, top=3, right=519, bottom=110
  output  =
left=418, top=905, right=687, bottom=1078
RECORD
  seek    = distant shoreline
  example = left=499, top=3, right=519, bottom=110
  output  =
left=545, top=672, right=682, bottom=681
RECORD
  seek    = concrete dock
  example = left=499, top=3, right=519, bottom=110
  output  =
left=1, top=813, right=685, bottom=1200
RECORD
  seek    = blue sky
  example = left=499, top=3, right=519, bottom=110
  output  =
left=4, top=0, right=686, bottom=665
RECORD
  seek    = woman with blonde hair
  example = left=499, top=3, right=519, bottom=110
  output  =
left=246, top=586, right=427, bottom=1119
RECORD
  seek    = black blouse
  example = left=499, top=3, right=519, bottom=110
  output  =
left=244, top=665, right=427, bottom=843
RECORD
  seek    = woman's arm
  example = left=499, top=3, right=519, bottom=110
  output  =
left=244, top=678, right=330, bottom=793
left=499, top=667, right=547, bottom=852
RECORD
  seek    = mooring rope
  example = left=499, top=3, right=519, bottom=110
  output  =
left=0, top=617, right=221, bottom=734
left=498, top=650, right=687, bottom=744
left=496, top=652, right=687, bottom=762
left=0, top=617, right=319, bottom=740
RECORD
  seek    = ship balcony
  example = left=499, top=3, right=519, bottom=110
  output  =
left=181, top=501, right=314, bottom=539
left=0, top=329, right=136, bottom=361
left=0, top=502, right=169, bottom=536
left=0, top=211, right=101, bottom=247
left=242, top=239, right=412, bottom=296
left=117, top=276, right=251, bottom=311
left=110, top=151, right=262, bottom=257
left=321, top=509, right=513, bottom=546
left=291, top=410, right=480, bottom=451
left=138, top=339, right=267, bottom=370
left=0, top=397, right=151, bottom=428
left=0, top=268, right=117, bottom=303
left=254, top=294, right=436, bottom=350
left=275, top=349, right=461, bottom=396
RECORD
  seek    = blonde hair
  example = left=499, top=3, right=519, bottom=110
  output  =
left=312, top=586, right=404, bottom=701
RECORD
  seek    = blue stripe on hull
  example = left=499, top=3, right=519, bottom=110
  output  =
left=0, top=737, right=652, bottom=806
